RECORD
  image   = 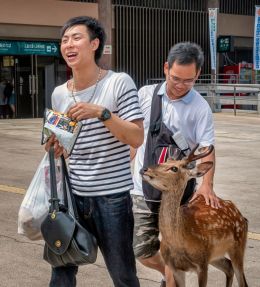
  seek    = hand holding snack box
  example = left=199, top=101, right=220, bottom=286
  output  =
left=42, top=108, right=82, bottom=155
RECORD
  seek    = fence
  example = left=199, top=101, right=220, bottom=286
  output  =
left=197, top=74, right=260, bottom=85
left=145, top=77, right=260, bottom=115
left=197, top=74, right=239, bottom=84
left=195, top=83, right=260, bottom=115
left=114, top=6, right=210, bottom=88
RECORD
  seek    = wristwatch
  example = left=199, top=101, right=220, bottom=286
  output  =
left=99, top=108, right=111, bottom=121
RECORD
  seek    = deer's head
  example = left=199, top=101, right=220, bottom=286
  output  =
left=141, top=144, right=214, bottom=193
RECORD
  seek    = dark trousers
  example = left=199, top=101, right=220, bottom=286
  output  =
left=49, top=191, right=140, bottom=287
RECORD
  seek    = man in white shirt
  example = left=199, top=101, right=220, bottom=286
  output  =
left=131, top=42, right=220, bottom=287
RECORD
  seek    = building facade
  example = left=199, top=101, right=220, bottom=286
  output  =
left=0, top=0, right=257, bottom=118
left=0, top=1, right=97, bottom=118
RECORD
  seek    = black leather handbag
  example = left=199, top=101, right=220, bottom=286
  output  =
left=41, top=146, right=98, bottom=267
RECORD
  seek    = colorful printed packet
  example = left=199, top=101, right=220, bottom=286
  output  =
left=41, top=109, right=82, bottom=155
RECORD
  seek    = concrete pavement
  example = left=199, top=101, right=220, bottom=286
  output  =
left=0, top=113, right=259, bottom=287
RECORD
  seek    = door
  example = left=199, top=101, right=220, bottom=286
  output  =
left=14, top=55, right=57, bottom=118
left=15, top=55, right=32, bottom=117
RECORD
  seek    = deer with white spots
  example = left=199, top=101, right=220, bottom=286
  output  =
left=141, top=145, right=248, bottom=287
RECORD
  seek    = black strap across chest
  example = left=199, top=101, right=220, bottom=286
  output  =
left=149, top=83, right=164, bottom=135
left=141, top=83, right=196, bottom=213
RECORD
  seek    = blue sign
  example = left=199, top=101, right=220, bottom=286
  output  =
left=0, top=41, right=60, bottom=56
left=254, top=6, right=260, bottom=70
left=208, top=8, right=218, bottom=71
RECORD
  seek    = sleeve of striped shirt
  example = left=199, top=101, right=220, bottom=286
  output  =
left=115, top=73, right=144, bottom=122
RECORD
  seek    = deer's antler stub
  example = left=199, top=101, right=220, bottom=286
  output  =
left=187, top=144, right=214, bottom=163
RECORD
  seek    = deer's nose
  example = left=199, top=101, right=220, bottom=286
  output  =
left=140, top=168, right=148, bottom=175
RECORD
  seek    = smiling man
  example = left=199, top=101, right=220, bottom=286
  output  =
left=130, top=42, right=219, bottom=287
left=45, top=16, right=143, bottom=287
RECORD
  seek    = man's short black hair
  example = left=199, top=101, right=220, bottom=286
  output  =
left=167, top=42, right=204, bottom=72
left=61, top=16, right=106, bottom=63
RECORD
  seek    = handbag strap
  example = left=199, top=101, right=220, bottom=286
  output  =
left=48, top=146, right=60, bottom=212
left=60, top=154, right=80, bottom=221
left=48, top=146, right=80, bottom=220
left=61, top=162, right=68, bottom=208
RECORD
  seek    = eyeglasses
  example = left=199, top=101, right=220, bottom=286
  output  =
left=168, top=74, right=196, bottom=86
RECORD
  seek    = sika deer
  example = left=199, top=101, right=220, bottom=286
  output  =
left=141, top=145, right=248, bottom=287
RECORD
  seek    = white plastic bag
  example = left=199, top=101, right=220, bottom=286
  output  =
left=18, top=153, right=64, bottom=240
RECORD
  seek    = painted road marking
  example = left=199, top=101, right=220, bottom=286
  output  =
left=248, top=232, right=260, bottom=241
left=0, top=184, right=260, bottom=241
left=0, top=184, right=25, bottom=194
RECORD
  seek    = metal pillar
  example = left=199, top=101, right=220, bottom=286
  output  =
left=98, top=0, right=113, bottom=70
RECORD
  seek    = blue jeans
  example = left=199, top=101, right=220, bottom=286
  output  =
left=49, top=191, right=140, bottom=287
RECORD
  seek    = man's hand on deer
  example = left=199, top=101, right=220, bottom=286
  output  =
left=190, top=183, right=221, bottom=209
left=189, top=145, right=221, bottom=209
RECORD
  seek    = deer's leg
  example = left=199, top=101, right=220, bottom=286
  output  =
left=165, top=264, right=176, bottom=287
left=228, top=248, right=248, bottom=287
left=210, top=257, right=234, bottom=287
left=171, top=268, right=185, bottom=287
left=197, top=265, right=208, bottom=287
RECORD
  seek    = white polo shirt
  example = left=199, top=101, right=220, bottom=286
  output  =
left=131, top=82, right=215, bottom=196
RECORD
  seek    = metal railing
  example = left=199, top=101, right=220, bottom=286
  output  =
left=195, top=83, right=260, bottom=115
left=147, top=73, right=258, bottom=85
left=197, top=73, right=260, bottom=85
left=145, top=77, right=260, bottom=115
left=197, top=74, right=239, bottom=84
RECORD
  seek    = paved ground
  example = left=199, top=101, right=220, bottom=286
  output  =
left=0, top=112, right=259, bottom=287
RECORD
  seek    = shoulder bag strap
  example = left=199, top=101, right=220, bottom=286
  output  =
left=149, top=82, right=164, bottom=135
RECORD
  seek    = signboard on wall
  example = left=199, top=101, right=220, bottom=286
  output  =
left=208, top=8, right=218, bottom=71
left=0, top=41, right=60, bottom=56
left=217, top=36, right=234, bottom=53
left=103, top=45, right=112, bottom=55
left=253, top=6, right=260, bottom=70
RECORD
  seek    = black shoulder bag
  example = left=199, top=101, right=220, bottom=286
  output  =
left=41, top=146, right=98, bottom=267
left=142, top=83, right=196, bottom=213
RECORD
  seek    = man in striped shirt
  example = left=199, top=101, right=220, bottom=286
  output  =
left=46, top=16, right=143, bottom=287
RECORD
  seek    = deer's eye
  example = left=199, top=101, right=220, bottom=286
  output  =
left=170, top=166, right=178, bottom=172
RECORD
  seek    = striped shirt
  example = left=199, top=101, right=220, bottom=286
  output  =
left=52, top=70, right=143, bottom=196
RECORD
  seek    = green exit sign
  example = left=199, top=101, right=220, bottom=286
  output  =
left=217, top=36, right=234, bottom=53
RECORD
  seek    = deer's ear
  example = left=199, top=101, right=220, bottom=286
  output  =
left=189, top=162, right=213, bottom=178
